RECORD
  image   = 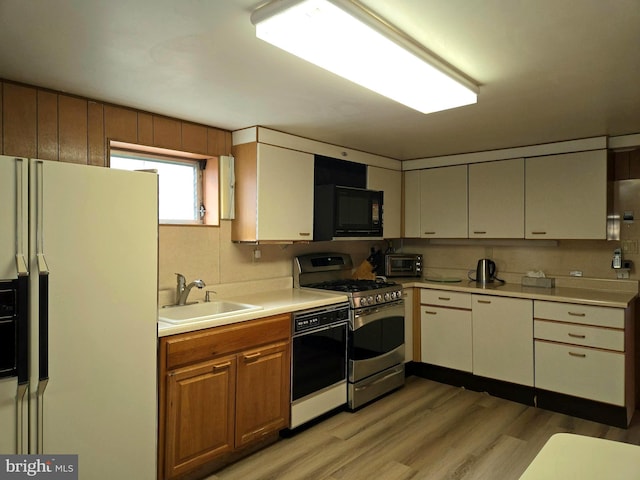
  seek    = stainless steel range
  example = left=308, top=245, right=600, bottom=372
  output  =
left=294, top=253, right=405, bottom=409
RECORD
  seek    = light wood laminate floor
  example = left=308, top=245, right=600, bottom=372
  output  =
left=208, top=376, right=640, bottom=480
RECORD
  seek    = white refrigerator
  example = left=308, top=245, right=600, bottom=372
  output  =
left=0, top=156, right=158, bottom=479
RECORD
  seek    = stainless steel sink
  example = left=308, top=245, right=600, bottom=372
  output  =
left=158, top=301, right=263, bottom=324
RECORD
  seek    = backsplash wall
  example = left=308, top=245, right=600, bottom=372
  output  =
left=159, top=224, right=636, bottom=305
left=158, top=221, right=381, bottom=304
left=397, top=239, right=630, bottom=281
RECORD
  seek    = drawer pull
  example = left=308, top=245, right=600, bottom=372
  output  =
left=477, top=300, right=491, bottom=304
left=568, top=333, right=586, bottom=339
left=424, top=231, right=436, bottom=235
left=213, top=361, right=232, bottom=371
left=531, top=231, right=547, bottom=235
left=569, top=352, right=586, bottom=358
left=298, top=232, right=311, bottom=237
left=424, top=310, right=437, bottom=315
left=568, top=311, right=586, bottom=317
left=473, top=231, right=487, bottom=235
left=437, top=296, right=450, bottom=301
left=243, top=352, right=262, bottom=362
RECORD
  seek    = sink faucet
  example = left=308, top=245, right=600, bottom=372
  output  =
left=175, top=273, right=206, bottom=305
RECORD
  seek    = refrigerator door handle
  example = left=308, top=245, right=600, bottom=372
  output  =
left=36, top=258, right=50, bottom=455
left=15, top=158, right=29, bottom=276
left=34, top=160, right=50, bottom=454
left=15, top=275, right=29, bottom=454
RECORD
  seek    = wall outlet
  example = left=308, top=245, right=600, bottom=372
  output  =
left=622, top=240, right=638, bottom=254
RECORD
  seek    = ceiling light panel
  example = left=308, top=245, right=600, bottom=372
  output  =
left=251, top=0, right=478, bottom=114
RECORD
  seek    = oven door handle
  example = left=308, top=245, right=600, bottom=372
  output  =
left=293, top=321, right=347, bottom=338
left=352, top=301, right=404, bottom=330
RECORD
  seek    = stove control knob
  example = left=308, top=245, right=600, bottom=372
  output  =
left=367, top=295, right=374, bottom=305
left=359, top=297, right=367, bottom=307
left=385, top=292, right=392, bottom=301
left=376, top=294, right=383, bottom=303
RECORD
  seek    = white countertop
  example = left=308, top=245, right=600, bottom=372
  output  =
left=158, top=278, right=637, bottom=337
left=519, top=433, right=640, bottom=479
left=400, top=279, right=638, bottom=308
left=157, top=288, right=348, bottom=337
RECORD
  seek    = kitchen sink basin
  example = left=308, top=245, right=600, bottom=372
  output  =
left=158, top=301, right=263, bottom=324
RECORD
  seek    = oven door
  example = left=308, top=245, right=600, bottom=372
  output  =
left=349, top=301, right=405, bottom=383
left=292, top=322, right=348, bottom=402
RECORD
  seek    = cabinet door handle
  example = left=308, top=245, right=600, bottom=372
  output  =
left=424, top=231, right=436, bottom=235
left=437, top=296, right=450, bottom=301
left=213, top=361, right=232, bottom=371
left=473, top=231, right=487, bottom=235
left=568, top=312, right=586, bottom=317
left=569, top=352, right=586, bottom=358
left=243, top=352, right=261, bottom=362
left=477, top=300, right=491, bottom=304
left=531, top=231, right=547, bottom=235
left=424, top=310, right=437, bottom=315
left=568, top=333, right=586, bottom=339
left=299, top=232, right=311, bottom=237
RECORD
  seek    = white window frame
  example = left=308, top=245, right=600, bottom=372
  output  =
left=110, top=149, right=205, bottom=225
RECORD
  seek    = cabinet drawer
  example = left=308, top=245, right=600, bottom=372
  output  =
left=420, top=289, right=471, bottom=309
left=534, top=300, right=624, bottom=329
left=534, top=320, right=624, bottom=351
left=164, top=314, right=290, bottom=370
left=534, top=340, right=624, bottom=406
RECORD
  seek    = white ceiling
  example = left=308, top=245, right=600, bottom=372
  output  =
left=0, top=0, right=638, bottom=160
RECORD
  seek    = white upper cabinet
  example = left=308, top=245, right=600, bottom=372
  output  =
left=403, top=170, right=421, bottom=238
left=403, top=165, right=468, bottom=238
left=368, top=166, right=401, bottom=238
left=232, top=142, right=314, bottom=242
left=420, top=165, right=468, bottom=238
left=468, top=159, right=524, bottom=238
left=525, top=149, right=608, bottom=239
left=256, top=144, right=314, bottom=241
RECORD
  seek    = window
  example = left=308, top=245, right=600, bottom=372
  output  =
left=110, top=151, right=205, bottom=224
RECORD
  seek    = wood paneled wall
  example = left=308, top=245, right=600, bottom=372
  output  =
left=1, top=80, right=232, bottom=165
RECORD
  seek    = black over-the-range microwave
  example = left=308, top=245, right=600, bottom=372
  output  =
left=313, top=185, right=384, bottom=241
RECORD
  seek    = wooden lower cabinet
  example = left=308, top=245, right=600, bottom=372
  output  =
left=165, top=356, right=236, bottom=479
left=159, top=314, right=291, bottom=480
left=235, top=342, right=289, bottom=447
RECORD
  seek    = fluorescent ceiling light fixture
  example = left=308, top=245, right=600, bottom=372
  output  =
left=251, top=0, right=479, bottom=114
